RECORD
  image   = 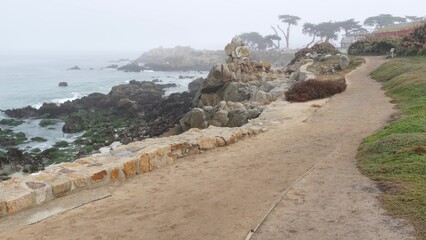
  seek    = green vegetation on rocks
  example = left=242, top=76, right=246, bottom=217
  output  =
left=39, top=119, right=58, bottom=127
left=358, top=56, right=426, bottom=239
left=0, top=129, right=27, bottom=146
left=54, top=141, right=69, bottom=148
left=31, top=137, right=47, bottom=142
left=0, top=119, right=24, bottom=126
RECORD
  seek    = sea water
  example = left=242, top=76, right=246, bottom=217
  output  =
left=0, top=51, right=207, bottom=151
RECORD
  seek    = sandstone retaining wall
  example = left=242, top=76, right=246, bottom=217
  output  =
left=0, top=124, right=265, bottom=217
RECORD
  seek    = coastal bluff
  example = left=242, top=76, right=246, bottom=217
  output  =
left=0, top=123, right=266, bottom=217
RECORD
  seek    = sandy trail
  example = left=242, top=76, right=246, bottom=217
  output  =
left=0, top=57, right=415, bottom=240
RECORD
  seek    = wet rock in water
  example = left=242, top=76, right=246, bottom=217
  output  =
left=179, top=75, right=195, bottom=79
left=106, top=64, right=119, bottom=69
left=58, top=82, right=68, bottom=87
left=117, top=63, right=146, bottom=72
left=67, top=66, right=80, bottom=70
left=5, top=106, right=38, bottom=118
left=0, top=119, right=24, bottom=126
left=62, top=116, right=85, bottom=133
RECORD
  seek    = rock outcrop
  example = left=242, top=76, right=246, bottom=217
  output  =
left=117, top=63, right=147, bottom=72
left=67, top=66, right=80, bottom=70
left=179, top=37, right=292, bottom=130
left=340, top=54, right=350, bottom=70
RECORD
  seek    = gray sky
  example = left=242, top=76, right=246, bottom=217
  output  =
left=1, top=0, right=425, bottom=52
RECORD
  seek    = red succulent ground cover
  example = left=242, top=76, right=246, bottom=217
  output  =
left=285, top=79, right=347, bottom=102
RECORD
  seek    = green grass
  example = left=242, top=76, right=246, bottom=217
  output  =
left=358, top=56, right=426, bottom=239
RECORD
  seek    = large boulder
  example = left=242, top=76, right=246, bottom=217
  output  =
left=62, top=116, right=85, bottom=133
left=340, top=55, right=350, bottom=70
left=179, top=108, right=208, bottom=131
left=211, top=110, right=229, bottom=127
left=223, top=82, right=250, bottom=102
left=226, top=109, right=249, bottom=127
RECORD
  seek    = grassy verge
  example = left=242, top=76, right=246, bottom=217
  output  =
left=357, top=56, right=426, bottom=239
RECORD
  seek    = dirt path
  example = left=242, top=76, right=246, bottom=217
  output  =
left=0, top=57, right=415, bottom=240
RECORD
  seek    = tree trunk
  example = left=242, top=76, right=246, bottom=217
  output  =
left=271, top=26, right=281, bottom=49
left=277, top=25, right=288, bottom=49
left=306, top=35, right=316, bottom=48
left=286, top=23, right=291, bottom=49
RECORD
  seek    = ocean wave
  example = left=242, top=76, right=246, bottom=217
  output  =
left=32, top=92, right=83, bottom=109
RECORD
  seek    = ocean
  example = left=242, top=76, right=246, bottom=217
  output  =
left=0, top=51, right=207, bottom=151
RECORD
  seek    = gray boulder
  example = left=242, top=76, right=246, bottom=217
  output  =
left=180, top=108, right=208, bottom=130
left=212, top=110, right=229, bottom=127
left=340, top=55, right=350, bottom=70
left=223, top=82, right=250, bottom=102
left=226, top=109, right=248, bottom=127
left=253, top=91, right=272, bottom=104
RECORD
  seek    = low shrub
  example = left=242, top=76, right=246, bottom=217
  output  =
left=292, top=42, right=338, bottom=64
left=311, top=42, right=338, bottom=55
left=285, top=79, right=347, bottom=102
left=398, top=23, right=426, bottom=56
left=348, top=38, right=402, bottom=55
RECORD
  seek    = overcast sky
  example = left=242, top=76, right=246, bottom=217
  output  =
left=1, top=0, right=425, bottom=53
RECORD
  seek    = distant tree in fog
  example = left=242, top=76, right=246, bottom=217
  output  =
left=302, top=23, right=319, bottom=47
left=277, top=14, right=301, bottom=49
left=338, top=19, right=365, bottom=35
left=405, top=15, right=426, bottom=22
left=364, top=14, right=407, bottom=29
left=315, top=22, right=341, bottom=42
left=239, top=32, right=272, bottom=51
left=265, top=34, right=281, bottom=50
left=270, top=26, right=282, bottom=49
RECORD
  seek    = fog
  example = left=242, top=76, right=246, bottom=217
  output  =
left=1, top=0, right=425, bottom=52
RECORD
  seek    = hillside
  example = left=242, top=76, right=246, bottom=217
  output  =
left=134, top=46, right=295, bottom=71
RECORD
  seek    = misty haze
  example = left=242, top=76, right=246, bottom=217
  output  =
left=0, top=1, right=425, bottom=239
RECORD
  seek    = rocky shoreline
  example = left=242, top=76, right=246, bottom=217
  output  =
left=0, top=37, right=301, bottom=180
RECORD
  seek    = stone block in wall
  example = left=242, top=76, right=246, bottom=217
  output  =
left=215, top=137, right=227, bottom=147
left=120, top=158, right=138, bottom=178
left=198, top=136, right=217, bottom=150
left=0, top=179, right=34, bottom=215
left=45, top=177, right=72, bottom=197
left=24, top=181, right=51, bottom=205
left=61, top=173, right=90, bottom=191
left=109, top=167, right=121, bottom=181
left=139, top=152, right=151, bottom=173
left=170, top=142, right=190, bottom=158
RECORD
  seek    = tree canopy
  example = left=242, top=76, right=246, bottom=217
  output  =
left=302, top=23, right=319, bottom=47
left=238, top=32, right=272, bottom=51
left=405, top=15, right=426, bottom=22
left=278, top=14, right=301, bottom=49
left=338, top=19, right=364, bottom=35
left=364, top=14, right=407, bottom=29
left=315, top=22, right=341, bottom=42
